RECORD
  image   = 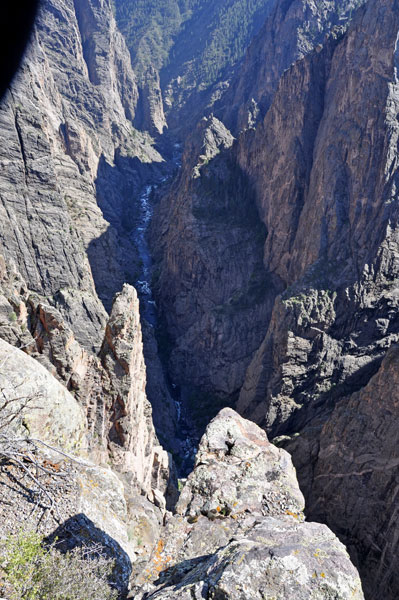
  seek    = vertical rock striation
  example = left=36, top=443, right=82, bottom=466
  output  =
left=219, top=0, right=366, bottom=133
left=306, top=346, right=399, bottom=599
left=0, top=0, right=161, bottom=352
left=0, top=0, right=173, bottom=525
left=153, top=114, right=278, bottom=416
left=154, top=1, right=399, bottom=597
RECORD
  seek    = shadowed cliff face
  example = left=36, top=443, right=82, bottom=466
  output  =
left=304, top=346, right=399, bottom=599
left=0, top=0, right=397, bottom=597
left=153, top=1, right=399, bottom=597
left=153, top=116, right=279, bottom=409
left=156, top=0, right=399, bottom=433
left=237, top=0, right=399, bottom=432
left=154, top=0, right=371, bottom=417
left=0, top=0, right=176, bottom=539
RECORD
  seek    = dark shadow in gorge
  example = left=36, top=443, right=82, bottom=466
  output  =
left=88, top=152, right=166, bottom=313
left=87, top=147, right=185, bottom=473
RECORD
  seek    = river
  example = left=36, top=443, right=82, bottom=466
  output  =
left=131, top=143, right=198, bottom=475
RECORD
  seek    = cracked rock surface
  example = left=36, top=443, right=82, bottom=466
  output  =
left=132, top=409, right=363, bottom=600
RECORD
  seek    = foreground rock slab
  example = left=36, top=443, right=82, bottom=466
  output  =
left=132, top=409, right=364, bottom=600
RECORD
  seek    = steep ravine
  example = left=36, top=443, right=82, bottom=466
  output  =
left=114, top=140, right=200, bottom=474
left=0, top=0, right=395, bottom=598
left=151, top=1, right=399, bottom=598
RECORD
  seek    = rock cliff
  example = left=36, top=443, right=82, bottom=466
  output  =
left=302, top=345, right=399, bottom=599
left=0, top=259, right=172, bottom=495
left=0, top=0, right=175, bottom=494
left=154, top=0, right=370, bottom=412
left=113, top=0, right=276, bottom=132
left=153, top=0, right=399, bottom=598
left=0, top=4, right=175, bottom=585
left=0, top=335, right=166, bottom=594
left=219, top=0, right=366, bottom=133
left=0, top=0, right=163, bottom=353
left=0, top=0, right=397, bottom=598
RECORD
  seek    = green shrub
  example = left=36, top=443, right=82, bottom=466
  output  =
left=0, top=530, right=118, bottom=600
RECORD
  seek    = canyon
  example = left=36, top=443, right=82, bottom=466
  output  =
left=0, top=0, right=398, bottom=599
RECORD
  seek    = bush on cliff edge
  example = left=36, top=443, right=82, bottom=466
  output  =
left=0, top=530, right=118, bottom=600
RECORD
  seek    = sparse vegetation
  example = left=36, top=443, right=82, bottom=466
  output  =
left=113, top=0, right=273, bottom=90
left=0, top=362, right=119, bottom=600
left=0, top=530, right=117, bottom=600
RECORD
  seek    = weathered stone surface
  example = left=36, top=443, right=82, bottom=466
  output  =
left=153, top=115, right=277, bottom=405
left=143, top=519, right=364, bottom=600
left=131, top=409, right=363, bottom=600
left=99, top=284, right=172, bottom=497
left=135, top=66, right=167, bottom=135
left=0, top=337, right=85, bottom=451
left=0, top=450, right=164, bottom=596
left=297, top=345, right=399, bottom=600
left=220, top=0, right=366, bottom=133
left=176, top=408, right=304, bottom=520
left=0, top=0, right=162, bottom=353
left=152, top=2, right=399, bottom=598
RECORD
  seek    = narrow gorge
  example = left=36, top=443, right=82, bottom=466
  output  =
left=0, top=1, right=398, bottom=599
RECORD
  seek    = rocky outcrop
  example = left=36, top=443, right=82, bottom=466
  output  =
left=131, top=409, right=364, bottom=599
left=191, top=116, right=234, bottom=178
left=135, top=67, right=167, bottom=135
left=176, top=407, right=304, bottom=520
left=0, top=277, right=176, bottom=594
left=0, top=343, right=165, bottom=593
left=0, top=250, right=173, bottom=500
left=142, top=520, right=364, bottom=600
left=99, top=284, right=172, bottom=496
left=0, top=337, right=86, bottom=451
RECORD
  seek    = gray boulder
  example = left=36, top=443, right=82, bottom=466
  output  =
left=145, top=518, right=364, bottom=599
left=132, top=409, right=363, bottom=600
left=176, top=407, right=305, bottom=520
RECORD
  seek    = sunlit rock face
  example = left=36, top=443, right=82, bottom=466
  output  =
left=0, top=0, right=397, bottom=598
left=131, top=409, right=364, bottom=600
left=0, top=0, right=162, bottom=352
left=0, top=0, right=174, bottom=508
